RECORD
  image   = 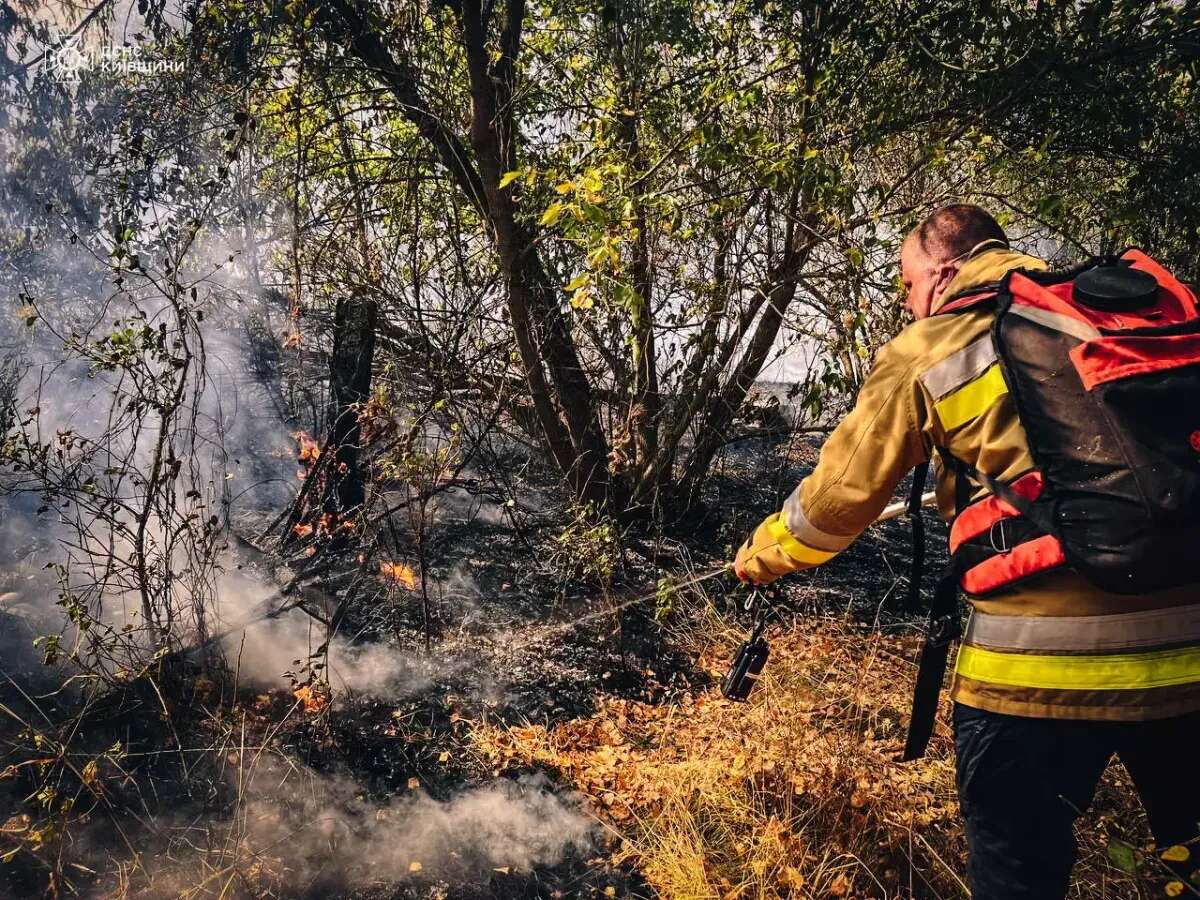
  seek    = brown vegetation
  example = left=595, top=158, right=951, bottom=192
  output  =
left=474, top=609, right=1157, bottom=899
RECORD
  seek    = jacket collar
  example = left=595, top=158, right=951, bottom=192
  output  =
left=931, top=248, right=1048, bottom=314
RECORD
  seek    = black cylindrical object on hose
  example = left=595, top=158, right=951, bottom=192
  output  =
left=721, top=636, right=769, bottom=701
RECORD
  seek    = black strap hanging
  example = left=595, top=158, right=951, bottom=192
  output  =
left=901, top=568, right=962, bottom=760
left=901, top=452, right=968, bottom=761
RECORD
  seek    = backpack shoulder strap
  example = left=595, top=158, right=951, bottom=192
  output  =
left=934, top=285, right=1001, bottom=316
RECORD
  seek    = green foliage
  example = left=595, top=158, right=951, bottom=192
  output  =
left=186, top=0, right=1200, bottom=514
left=1108, top=838, right=1140, bottom=874
left=552, top=503, right=621, bottom=584
left=654, top=575, right=682, bottom=624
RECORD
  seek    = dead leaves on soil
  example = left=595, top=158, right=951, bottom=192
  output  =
left=472, top=625, right=962, bottom=898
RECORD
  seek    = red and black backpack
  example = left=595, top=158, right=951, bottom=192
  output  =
left=938, top=249, right=1200, bottom=596
left=902, top=249, right=1200, bottom=760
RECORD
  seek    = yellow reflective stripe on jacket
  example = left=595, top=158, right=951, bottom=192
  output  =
left=933, top=363, right=1008, bottom=430
left=767, top=515, right=838, bottom=566
left=956, top=644, right=1200, bottom=691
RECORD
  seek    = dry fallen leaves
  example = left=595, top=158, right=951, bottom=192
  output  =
left=470, top=623, right=966, bottom=899
left=1161, top=845, right=1190, bottom=863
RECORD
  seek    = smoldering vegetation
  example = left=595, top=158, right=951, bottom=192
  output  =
left=226, top=771, right=595, bottom=888
left=3, top=1, right=1197, bottom=897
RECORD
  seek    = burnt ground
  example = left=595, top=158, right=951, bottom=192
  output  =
left=0, top=433, right=950, bottom=899
left=247, top=434, right=948, bottom=899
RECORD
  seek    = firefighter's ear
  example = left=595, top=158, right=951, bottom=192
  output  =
left=932, top=260, right=960, bottom=301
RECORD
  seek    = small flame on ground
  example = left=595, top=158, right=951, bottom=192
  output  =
left=293, top=683, right=328, bottom=712
left=294, top=430, right=320, bottom=464
left=380, top=561, right=417, bottom=589
left=293, top=522, right=313, bottom=538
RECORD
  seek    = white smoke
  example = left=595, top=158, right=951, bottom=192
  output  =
left=238, top=769, right=596, bottom=885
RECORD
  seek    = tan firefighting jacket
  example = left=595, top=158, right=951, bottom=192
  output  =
left=738, top=248, right=1200, bottom=721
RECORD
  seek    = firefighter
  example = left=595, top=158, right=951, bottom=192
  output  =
left=734, top=205, right=1200, bottom=900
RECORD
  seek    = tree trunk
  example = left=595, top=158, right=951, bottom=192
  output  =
left=322, top=0, right=614, bottom=510
left=461, top=0, right=612, bottom=508
left=327, top=293, right=377, bottom=515
left=679, top=227, right=813, bottom=504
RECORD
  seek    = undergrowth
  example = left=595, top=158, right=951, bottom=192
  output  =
left=471, top=584, right=1169, bottom=899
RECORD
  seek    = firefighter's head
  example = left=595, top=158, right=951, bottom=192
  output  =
left=901, top=205, right=1008, bottom=320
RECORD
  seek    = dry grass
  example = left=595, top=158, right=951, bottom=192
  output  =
left=472, top=607, right=1153, bottom=899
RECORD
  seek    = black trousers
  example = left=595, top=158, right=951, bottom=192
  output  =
left=953, top=703, right=1200, bottom=900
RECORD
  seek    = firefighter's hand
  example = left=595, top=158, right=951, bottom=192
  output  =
left=733, top=514, right=805, bottom=585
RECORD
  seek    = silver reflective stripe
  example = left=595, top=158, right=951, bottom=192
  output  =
left=920, top=336, right=998, bottom=401
left=1010, top=305, right=1100, bottom=343
left=782, top=484, right=855, bottom=552
left=965, top=602, right=1200, bottom=653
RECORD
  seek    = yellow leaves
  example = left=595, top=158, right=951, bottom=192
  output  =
left=438, top=751, right=450, bottom=763
left=565, top=273, right=594, bottom=311
left=554, top=181, right=575, bottom=195
left=778, top=866, right=806, bottom=890
left=499, top=170, right=522, bottom=189
left=585, top=241, right=621, bottom=270
left=1166, top=881, right=1186, bottom=897
left=540, top=202, right=564, bottom=226
left=1162, top=845, right=1191, bottom=863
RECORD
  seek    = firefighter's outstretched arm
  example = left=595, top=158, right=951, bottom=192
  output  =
left=735, top=344, right=929, bottom=584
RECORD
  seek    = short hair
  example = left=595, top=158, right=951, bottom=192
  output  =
left=913, top=204, right=1008, bottom=262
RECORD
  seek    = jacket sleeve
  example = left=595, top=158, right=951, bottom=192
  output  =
left=776, top=338, right=932, bottom=568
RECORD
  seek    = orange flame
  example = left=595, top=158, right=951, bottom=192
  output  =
left=380, top=561, right=417, bottom=589
left=293, top=522, right=313, bottom=538
left=283, top=329, right=302, bottom=350
left=293, top=684, right=328, bottom=713
left=294, top=431, right=320, bottom=464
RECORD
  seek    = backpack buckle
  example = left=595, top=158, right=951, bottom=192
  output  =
left=988, top=518, right=1012, bottom=554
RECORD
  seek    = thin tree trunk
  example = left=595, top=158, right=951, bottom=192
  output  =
left=327, top=293, right=376, bottom=514
left=679, top=237, right=811, bottom=502
left=461, top=0, right=612, bottom=506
